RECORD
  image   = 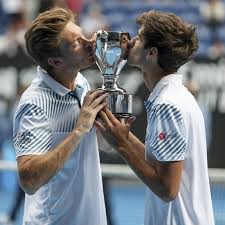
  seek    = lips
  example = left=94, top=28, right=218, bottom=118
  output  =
left=88, top=52, right=95, bottom=61
left=88, top=52, right=93, bottom=58
left=86, top=44, right=96, bottom=60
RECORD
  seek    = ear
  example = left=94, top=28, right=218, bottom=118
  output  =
left=48, top=57, right=64, bottom=68
left=146, top=47, right=158, bottom=59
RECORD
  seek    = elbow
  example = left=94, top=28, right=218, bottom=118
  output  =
left=161, top=191, right=177, bottom=202
left=148, top=182, right=178, bottom=203
left=18, top=169, right=39, bottom=195
left=159, top=186, right=178, bottom=202
left=20, top=181, right=37, bottom=195
left=155, top=177, right=179, bottom=202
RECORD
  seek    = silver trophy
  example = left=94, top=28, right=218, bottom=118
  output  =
left=95, top=30, right=132, bottom=117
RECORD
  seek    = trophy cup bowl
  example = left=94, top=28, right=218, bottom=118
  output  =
left=95, top=30, right=133, bottom=118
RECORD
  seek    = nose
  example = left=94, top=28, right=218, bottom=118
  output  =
left=81, top=36, right=95, bottom=52
left=81, top=36, right=92, bottom=47
left=129, top=36, right=137, bottom=49
left=81, top=36, right=96, bottom=59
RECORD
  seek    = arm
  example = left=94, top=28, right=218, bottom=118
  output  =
left=116, top=133, right=183, bottom=202
left=17, top=90, right=108, bottom=195
left=96, top=108, right=184, bottom=202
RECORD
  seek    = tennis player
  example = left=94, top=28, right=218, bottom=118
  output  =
left=13, top=8, right=107, bottom=225
left=96, top=11, right=215, bottom=225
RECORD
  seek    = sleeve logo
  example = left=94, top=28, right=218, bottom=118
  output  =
left=14, top=130, right=34, bottom=149
left=159, top=132, right=166, bottom=140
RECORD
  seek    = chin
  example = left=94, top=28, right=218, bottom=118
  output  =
left=127, top=58, right=141, bottom=69
left=81, top=61, right=95, bottom=70
left=88, top=56, right=96, bottom=65
left=127, top=57, right=135, bottom=66
left=127, top=55, right=137, bottom=65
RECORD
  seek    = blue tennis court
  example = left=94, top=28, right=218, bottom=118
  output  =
left=0, top=141, right=224, bottom=225
left=0, top=178, right=225, bottom=225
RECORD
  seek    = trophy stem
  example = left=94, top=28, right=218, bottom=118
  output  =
left=102, top=75, right=124, bottom=93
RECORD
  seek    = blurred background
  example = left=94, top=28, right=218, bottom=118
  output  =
left=0, top=0, right=225, bottom=224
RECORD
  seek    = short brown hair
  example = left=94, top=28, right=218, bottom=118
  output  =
left=137, top=11, right=198, bottom=72
left=25, top=7, right=74, bottom=70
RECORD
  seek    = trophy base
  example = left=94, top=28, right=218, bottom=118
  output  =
left=107, top=93, right=133, bottom=118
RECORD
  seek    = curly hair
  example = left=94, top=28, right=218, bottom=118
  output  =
left=25, top=7, right=74, bottom=71
left=137, top=11, right=199, bottom=72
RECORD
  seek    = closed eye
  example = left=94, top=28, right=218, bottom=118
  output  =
left=73, top=38, right=81, bottom=48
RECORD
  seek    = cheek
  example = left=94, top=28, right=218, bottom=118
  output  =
left=70, top=49, right=85, bottom=62
left=131, top=46, right=142, bottom=60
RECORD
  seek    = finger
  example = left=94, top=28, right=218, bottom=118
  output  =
left=94, top=119, right=106, bottom=132
left=85, top=89, right=96, bottom=96
left=84, top=89, right=105, bottom=105
left=103, top=107, right=119, bottom=126
left=82, top=90, right=95, bottom=104
left=91, top=93, right=108, bottom=108
left=125, top=116, right=136, bottom=129
left=98, top=110, right=113, bottom=128
left=89, top=89, right=106, bottom=99
left=117, top=117, right=126, bottom=124
left=94, top=101, right=108, bottom=113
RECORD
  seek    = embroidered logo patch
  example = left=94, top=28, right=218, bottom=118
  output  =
left=159, top=132, right=166, bottom=140
left=15, top=130, right=34, bottom=149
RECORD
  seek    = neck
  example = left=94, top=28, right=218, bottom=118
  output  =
left=49, top=68, right=79, bottom=91
left=142, top=67, right=169, bottom=92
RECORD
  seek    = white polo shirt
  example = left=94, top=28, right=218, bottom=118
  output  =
left=13, top=67, right=107, bottom=225
left=144, top=74, right=215, bottom=225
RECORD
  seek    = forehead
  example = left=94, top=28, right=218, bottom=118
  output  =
left=60, top=21, right=82, bottom=41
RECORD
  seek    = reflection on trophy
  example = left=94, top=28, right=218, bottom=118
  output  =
left=95, top=30, right=133, bottom=118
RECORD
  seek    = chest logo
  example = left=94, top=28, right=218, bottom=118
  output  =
left=159, top=132, right=166, bottom=140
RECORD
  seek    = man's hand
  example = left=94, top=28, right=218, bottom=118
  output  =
left=95, top=107, right=136, bottom=149
left=75, top=90, right=108, bottom=134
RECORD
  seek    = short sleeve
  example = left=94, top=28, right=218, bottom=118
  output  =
left=13, top=104, right=52, bottom=158
left=146, top=103, right=187, bottom=162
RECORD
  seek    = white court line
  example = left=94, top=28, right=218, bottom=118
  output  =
left=1, top=160, right=225, bottom=182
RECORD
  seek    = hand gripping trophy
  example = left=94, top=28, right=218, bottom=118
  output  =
left=95, top=30, right=132, bottom=118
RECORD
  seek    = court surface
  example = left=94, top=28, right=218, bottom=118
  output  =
left=0, top=179, right=225, bottom=225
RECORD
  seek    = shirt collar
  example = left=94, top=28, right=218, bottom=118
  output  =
left=37, top=66, right=79, bottom=97
left=144, top=74, right=183, bottom=111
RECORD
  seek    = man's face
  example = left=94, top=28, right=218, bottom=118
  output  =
left=59, top=21, right=95, bottom=71
left=127, top=25, right=147, bottom=69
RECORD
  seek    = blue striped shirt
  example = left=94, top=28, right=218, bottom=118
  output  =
left=144, top=74, right=215, bottom=225
left=13, top=66, right=107, bottom=225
